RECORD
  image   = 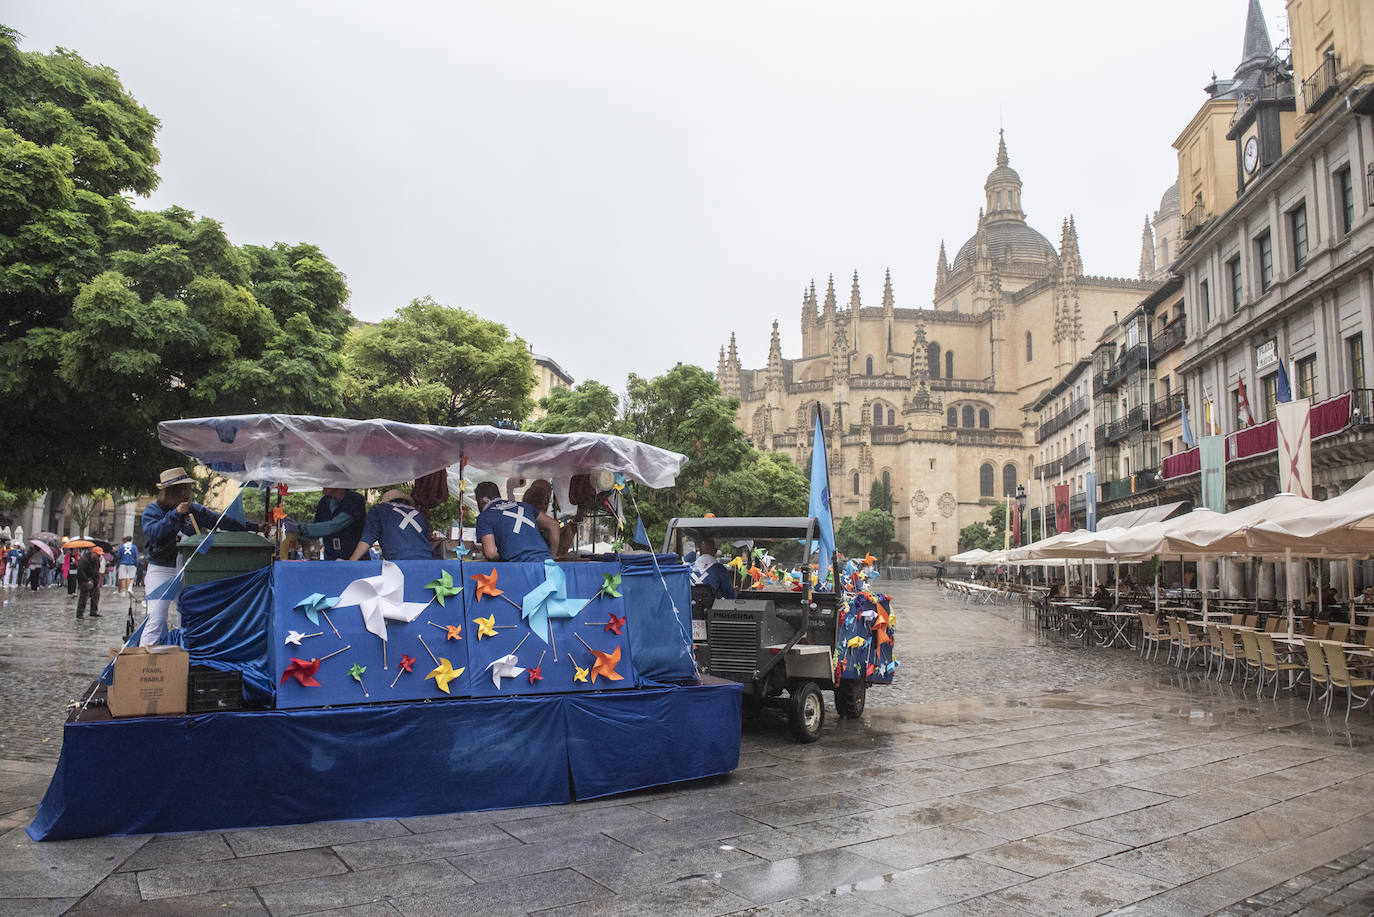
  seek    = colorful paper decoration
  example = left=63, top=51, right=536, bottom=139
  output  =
left=427, top=621, right=463, bottom=641
left=589, top=645, right=624, bottom=683
left=486, top=653, right=526, bottom=688
left=864, top=553, right=877, bottom=566
left=845, top=636, right=868, bottom=649
left=281, top=657, right=321, bottom=687
left=521, top=559, right=589, bottom=645
left=604, top=612, right=625, bottom=635
left=349, top=663, right=368, bottom=697
left=389, top=653, right=416, bottom=688
left=727, top=556, right=744, bottom=570
left=571, top=658, right=589, bottom=683
left=598, top=573, right=622, bottom=599
left=293, top=593, right=338, bottom=626
left=474, top=614, right=497, bottom=639
left=425, top=659, right=464, bottom=693
left=283, top=630, right=322, bottom=646
left=471, top=569, right=503, bottom=601
left=335, top=561, right=431, bottom=641
left=528, top=650, right=546, bottom=685
left=425, top=570, right=463, bottom=606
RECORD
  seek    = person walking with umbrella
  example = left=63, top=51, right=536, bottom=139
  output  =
left=75, top=547, right=103, bottom=618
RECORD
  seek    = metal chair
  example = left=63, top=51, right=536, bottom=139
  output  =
left=1320, top=641, right=1374, bottom=722
left=1300, top=637, right=1330, bottom=714
left=1254, top=631, right=1304, bottom=699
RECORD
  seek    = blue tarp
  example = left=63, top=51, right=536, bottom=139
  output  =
left=617, top=554, right=694, bottom=682
left=178, top=567, right=275, bottom=706
left=27, top=681, right=741, bottom=841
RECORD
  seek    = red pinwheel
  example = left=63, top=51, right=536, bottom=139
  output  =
left=281, top=657, right=321, bottom=687
left=604, top=612, right=625, bottom=635
left=866, top=662, right=876, bottom=678
left=398, top=654, right=416, bottom=673
left=528, top=665, right=544, bottom=685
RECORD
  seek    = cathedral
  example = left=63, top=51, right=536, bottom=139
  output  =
left=717, top=133, right=1157, bottom=561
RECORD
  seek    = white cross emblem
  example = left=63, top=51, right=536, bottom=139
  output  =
left=391, top=504, right=423, bottom=533
left=502, top=504, right=532, bottom=533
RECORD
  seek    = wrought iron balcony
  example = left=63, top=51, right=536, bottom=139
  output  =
left=1035, top=396, right=1087, bottom=443
left=1149, top=320, right=1186, bottom=358
left=1151, top=392, right=1184, bottom=423
left=1302, top=53, right=1339, bottom=114
left=1182, top=202, right=1209, bottom=239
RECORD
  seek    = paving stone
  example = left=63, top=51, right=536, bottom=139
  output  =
left=713, top=848, right=893, bottom=905
left=116, top=832, right=235, bottom=872
left=849, top=856, right=1031, bottom=915
left=978, top=861, right=1173, bottom=915
left=447, top=831, right=637, bottom=881
left=602, top=811, right=769, bottom=854
left=846, top=825, right=1005, bottom=871
left=331, top=822, right=520, bottom=871
left=225, top=819, right=411, bottom=857
left=135, top=847, right=347, bottom=900
left=969, top=829, right=1130, bottom=878
left=956, top=802, right=1096, bottom=841
left=536, top=876, right=753, bottom=917
left=388, top=866, right=610, bottom=917
left=255, top=858, right=469, bottom=917
left=82, top=887, right=270, bottom=916
left=723, top=892, right=907, bottom=916
left=734, top=792, right=883, bottom=829
left=572, top=840, right=765, bottom=893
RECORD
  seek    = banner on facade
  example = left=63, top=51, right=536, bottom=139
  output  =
left=1276, top=398, right=1312, bottom=498
left=1085, top=472, right=1097, bottom=531
left=1054, top=484, right=1070, bottom=534
left=1200, top=435, right=1227, bottom=513
left=1011, top=498, right=1021, bottom=547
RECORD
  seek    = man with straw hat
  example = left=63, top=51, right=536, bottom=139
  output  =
left=139, top=467, right=255, bottom=646
left=348, top=489, right=437, bottom=561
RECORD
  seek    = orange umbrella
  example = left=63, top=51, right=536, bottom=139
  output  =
left=64, top=539, right=95, bottom=549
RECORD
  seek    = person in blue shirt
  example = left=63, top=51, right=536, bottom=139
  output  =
left=348, top=489, right=436, bottom=561
left=140, top=467, right=255, bottom=646
left=690, top=538, right=737, bottom=599
left=474, top=481, right=559, bottom=562
left=113, top=536, right=139, bottom=596
left=297, top=488, right=366, bottom=560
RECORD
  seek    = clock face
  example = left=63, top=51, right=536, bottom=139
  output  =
left=1243, top=136, right=1259, bottom=174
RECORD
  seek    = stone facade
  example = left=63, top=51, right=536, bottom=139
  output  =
left=718, top=135, right=1154, bottom=560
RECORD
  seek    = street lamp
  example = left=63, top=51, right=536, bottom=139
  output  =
left=1015, top=484, right=1027, bottom=547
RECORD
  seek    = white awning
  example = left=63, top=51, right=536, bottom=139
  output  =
left=1096, top=501, right=1186, bottom=533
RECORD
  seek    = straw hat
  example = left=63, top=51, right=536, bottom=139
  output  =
left=156, top=468, right=194, bottom=489
left=380, top=489, right=414, bottom=505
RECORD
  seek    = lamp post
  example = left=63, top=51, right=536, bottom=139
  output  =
left=1015, top=484, right=1027, bottom=547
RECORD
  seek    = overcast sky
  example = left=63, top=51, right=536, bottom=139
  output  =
left=9, top=1, right=1286, bottom=388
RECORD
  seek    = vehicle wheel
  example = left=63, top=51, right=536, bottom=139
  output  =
left=835, top=678, right=866, bottom=718
left=787, top=681, right=824, bottom=743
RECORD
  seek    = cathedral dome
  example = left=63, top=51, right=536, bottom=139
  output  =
left=950, top=220, right=1057, bottom=273
left=1158, top=181, right=1180, bottom=216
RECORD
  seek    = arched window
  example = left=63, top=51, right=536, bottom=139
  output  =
left=1025, top=331, right=1033, bottom=362
left=852, top=472, right=860, bottom=495
left=947, top=407, right=957, bottom=427
left=887, top=408, right=895, bottom=425
left=873, top=403, right=883, bottom=425
left=980, top=463, right=994, bottom=497
left=865, top=356, right=873, bottom=375
left=962, top=405, right=975, bottom=427
left=1003, top=464, right=1017, bottom=497
left=928, top=343, right=941, bottom=379
left=882, top=469, right=891, bottom=489
left=979, top=408, right=990, bottom=428
left=945, top=351, right=954, bottom=379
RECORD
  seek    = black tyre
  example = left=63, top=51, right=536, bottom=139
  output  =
left=787, top=681, right=825, bottom=743
left=834, top=678, right=866, bottom=718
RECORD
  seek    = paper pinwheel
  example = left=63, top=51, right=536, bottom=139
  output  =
left=281, top=657, right=322, bottom=687
left=598, top=572, right=622, bottom=599
left=473, top=614, right=497, bottom=638
left=613, top=472, right=626, bottom=492
left=572, top=661, right=590, bottom=683
left=293, top=593, right=338, bottom=626
left=349, top=663, right=366, bottom=681
left=727, top=556, right=744, bottom=570
left=443, top=623, right=463, bottom=641
left=604, top=612, right=625, bottom=635
left=863, top=553, right=877, bottom=566
left=486, top=653, right=526, bottom=689
left=283, top=629, right=321, bottom=646
left=425, top=570, right=463, bottom=606
left=528, top=664, right=543, bottom=685
left=335, top=561, right=431, bottom=641
left=425, top=658, right=464, bottom=693
left=397, top=654, right=415, bottom=673
left=471, top=569, right=503, bottom=601
left=845, top=636, right=868, bottom=650
left=866, top=663, right=876, bottom=678
left=521, top=559, right=589, bottom=645
left=589, top=644, right=624, bottom=683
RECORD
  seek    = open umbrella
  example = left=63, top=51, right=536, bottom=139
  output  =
left=33, top=531, right=60, bottom=547
left=64, top=539, right=95, bottom=550
left=29, top=539, right=54, bottom=560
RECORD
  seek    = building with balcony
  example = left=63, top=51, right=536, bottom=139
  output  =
left=1028, top=358, right=1094, bottom=535
left=717, top=134, right=1154, bottom=561
left=1161, top=0, right=1374, bottom=513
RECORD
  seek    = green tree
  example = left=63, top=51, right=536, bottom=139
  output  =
left=957, top=502, right=1007, bottom=552
left=711, top=451, right=809, bottom=520
left=835, top=509, right=895, bottom=559
left=341, top=297, right=534, bottom=426
left=526, top=381, right=622, bottom=434
left=0, top=30, right=354, bottom=492
left=868, top=478, right=893, bottom=514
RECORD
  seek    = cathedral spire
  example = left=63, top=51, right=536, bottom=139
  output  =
left=1138, top=215, right=1156, bottom=281
left=984, top=130, right=1025, bottom=224
left=849, top=270, right=862, bottom=311
left=800, top=284, right=816, bottom=331
left=716, top=345, right=727, bottom=380
left=996, top=128, right=1009, bottom=167
left=882, top=267, right=894, bottom=316
left=934, top=242, right=949, bottom=293
left=768, top=319, right=782, bottom=371
left=910, top=323, right=928, bottom=387
left=727, top=331, right=739, bottom=367
left=822, top=273, right=837, bottom=323
left=1060, top=215, right=1081, bottom=276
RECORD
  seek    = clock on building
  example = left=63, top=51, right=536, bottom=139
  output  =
left=1243, top=135, right=1259, bottom=175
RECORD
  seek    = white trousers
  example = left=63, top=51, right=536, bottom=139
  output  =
left=2, top=566, right=15, bottom=586
left=140, top=564, right=181, bottom=647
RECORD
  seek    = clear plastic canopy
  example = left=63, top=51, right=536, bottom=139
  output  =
left=157, top=414, right=687, bottom=491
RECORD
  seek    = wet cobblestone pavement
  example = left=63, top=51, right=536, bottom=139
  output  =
left=2, top=579, right=1373, bottom=915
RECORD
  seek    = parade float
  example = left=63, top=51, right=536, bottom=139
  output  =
left=28, top=415, right=743, bottom=841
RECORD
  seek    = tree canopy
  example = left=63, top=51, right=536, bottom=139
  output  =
left=340, top=297, right=534, bottom=427
left=525, top=380, right=621, bottom=435
left=0, top=29, right=354, bottom=492
left=836, top=509, right=895, bottom=560
left=957, top=502, right=1007, bottom=553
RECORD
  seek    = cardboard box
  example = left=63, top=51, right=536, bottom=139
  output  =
left=107, top=646, right=189, bottom=717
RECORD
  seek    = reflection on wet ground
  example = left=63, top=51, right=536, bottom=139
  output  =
left=1, top=578, right=1373, bottom=914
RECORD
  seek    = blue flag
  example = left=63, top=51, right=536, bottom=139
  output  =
left=195, top=531, right=217, bottom=555
left=808, top=411, right=836, bottom=586
left=225, top=490, right=246, bottom=525
left=146, top=570, right=184, bottom=601
left=1180, top=398, right=1196, bottom=448
left=1276, top=359, right=1292, bottom=403
left=632, top=515, right=650, bottom=549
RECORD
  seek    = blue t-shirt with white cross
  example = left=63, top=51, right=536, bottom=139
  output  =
left=357, top=500, right=433, bottom=561
left=475, top=499, right=551, bottom=563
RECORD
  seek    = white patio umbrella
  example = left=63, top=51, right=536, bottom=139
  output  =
left=950, top=548, right=992, bottom=564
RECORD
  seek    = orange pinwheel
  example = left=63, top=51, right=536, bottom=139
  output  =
left=268, top=505, right=287, bottom=523
left=471, top=569, right=503, bottom=601
left=589, top=645, right=624, bottom=683
left=863, top=553, right=877, bottom=566
left=444, top=623, right=463, bottom=641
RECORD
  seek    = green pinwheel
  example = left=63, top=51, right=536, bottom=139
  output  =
left=598, top=572, right=622, bottom=599
left=348, top=662, right=369, bottom=697
left=425, top=570, right=463, bottom=606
